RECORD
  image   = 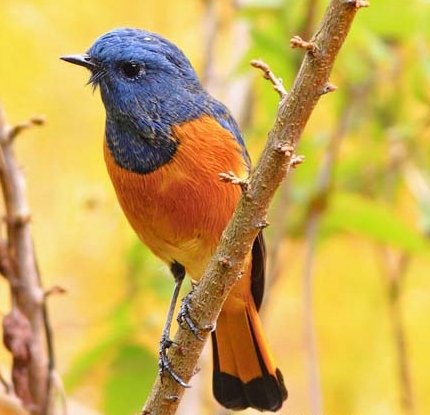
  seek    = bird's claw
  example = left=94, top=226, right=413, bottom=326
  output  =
left=158, top=334, right=190, bottom=388
left=177, top=292, right=215, bottom=341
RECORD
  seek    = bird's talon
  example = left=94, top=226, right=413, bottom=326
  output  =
left=177, top=294, right=212, bottom=341
left=158, top=339, right=190, bottom=388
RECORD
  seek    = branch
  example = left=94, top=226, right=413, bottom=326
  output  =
left=142, top=1, right=366, bottom=414
left=0, top=106, right=56, bottom=415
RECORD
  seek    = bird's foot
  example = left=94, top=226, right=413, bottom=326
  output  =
left=158, top=333, right=190, bottom=388
left=177, top=289, right=215, bottom=341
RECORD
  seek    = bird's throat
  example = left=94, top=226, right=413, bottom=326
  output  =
left=105, top=116, right=177, bottom=174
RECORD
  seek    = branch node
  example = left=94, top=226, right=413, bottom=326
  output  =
left=255, top=219, right=270, bottom=229
left=219, top=171, right=249, bottom=192
left=164, top=395, right=180, bottom=403
left=290, top=154, right=305, bottom=168
left=290, top=35, right=319, bottom=55
left=250, top=59, right=288, bottom=98
left=6, top=116, right=45, bottom=142
left=275, top=143, right=295, bottom=157
left=7, top=213, right=32, bottom=227
left=320, top=82, right=338, bottom=95
left=44, top=285, right=67, bottom=298
left=347, top=0, right=370, bottom=8
left=218, top=256, right=232, bottom=268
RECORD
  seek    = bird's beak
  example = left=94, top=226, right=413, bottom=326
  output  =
left=60, top=54, right=97, bottom=70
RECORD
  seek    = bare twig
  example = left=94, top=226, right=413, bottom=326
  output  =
left=142, top=2, right=365, bottom=414
left=0, top=369, right=12, bottom=394
left=290, top=35, right=319, bottom=55
left=218, top=171, right=249, bottom=192
left=320, top=82, right=338, bottom=95
left=0, top=106, right=56, bottom=415
left=351, top=0, right=370, bottom=8
left=377, top=248, right=414, bottom=415
left=251, top=59, right=288, bottom=98
left=6, top=117, right=45, bottom=143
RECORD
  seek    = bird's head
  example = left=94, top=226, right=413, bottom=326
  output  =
left=61, top=28, right=205, bottom=127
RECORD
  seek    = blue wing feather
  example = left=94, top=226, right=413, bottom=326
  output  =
left=205, top=97, right=251, bottom=169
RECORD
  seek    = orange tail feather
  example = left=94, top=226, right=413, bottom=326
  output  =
left=212, top=299, right=287, bottom=411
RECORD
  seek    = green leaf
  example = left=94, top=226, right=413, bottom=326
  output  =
left=103, top=344, right=157, bottom=415
left=322, top=193, right=428, bottom=253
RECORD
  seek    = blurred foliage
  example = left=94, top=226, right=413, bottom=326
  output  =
left=0, top=1, right=429, bottom=415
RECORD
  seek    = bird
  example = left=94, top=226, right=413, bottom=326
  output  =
left=61, top=28, right=287, bottom=412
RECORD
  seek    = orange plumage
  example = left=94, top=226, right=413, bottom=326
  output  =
left=104, top=115, right=286, bottom=411
left=104, top=115, right=245, bottom=278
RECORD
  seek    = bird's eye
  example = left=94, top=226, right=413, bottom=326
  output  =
left=120, top=62, right=143, bottom=79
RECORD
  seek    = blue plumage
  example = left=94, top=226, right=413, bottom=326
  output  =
left=83, top=28, right=249, bottom=173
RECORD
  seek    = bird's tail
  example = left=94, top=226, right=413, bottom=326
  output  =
left=211, top=298, right=287, bottom=411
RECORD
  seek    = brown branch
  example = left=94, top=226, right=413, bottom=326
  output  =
left=0, top=106, right=55, bottom=415
left=142, top=2, right=365, bottom=414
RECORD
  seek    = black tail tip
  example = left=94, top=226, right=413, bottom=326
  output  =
left=213, top=369, right=288, bottom=412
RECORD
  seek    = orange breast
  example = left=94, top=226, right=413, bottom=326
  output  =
left=104, top=115, right=247, bottom=279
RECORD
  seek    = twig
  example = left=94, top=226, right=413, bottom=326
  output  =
left=5, top=117, right=45, bottom=143
left=377, top=248, right=414, bottom=415
left=218, top=171, right=249, bottom=192
left=0, top=369, right=12, bottom=394
left=351, top=0, right=370, bottom=7
left=250, top=59, right=288, bottom=98
left=142, top=2, right=365, bottom=414
left=0, top=105, right=55, bottom=415
left=290, top=35, right=319, bottom=55
left=320, top=82, right=338, bottom=95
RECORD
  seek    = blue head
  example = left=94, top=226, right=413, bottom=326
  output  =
left=62, top=28, right=246, bottom=173
left=88, top=29, right=205, bottom=121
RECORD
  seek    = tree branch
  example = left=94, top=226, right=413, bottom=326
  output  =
left=0, top=106, right=56, bottom=415
left=142, top=1, right=366, bottom=414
